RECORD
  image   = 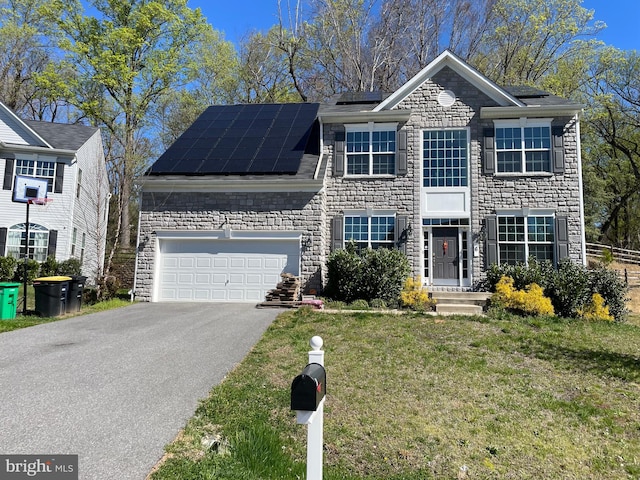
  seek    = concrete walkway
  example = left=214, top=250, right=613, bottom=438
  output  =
left=0, top=302, right=279, bottom=479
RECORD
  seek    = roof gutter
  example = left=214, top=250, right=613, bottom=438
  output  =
left=0, top=140, right=77, bottom=157
left=319, top=109, right=412, bottom=124
left=480, top=104, right=583, bottom=119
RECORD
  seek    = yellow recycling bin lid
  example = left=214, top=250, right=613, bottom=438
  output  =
left=34, top=276, right=73, bottom=282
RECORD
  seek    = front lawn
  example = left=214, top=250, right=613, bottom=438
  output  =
left=150, top=310, right=640, bottom=479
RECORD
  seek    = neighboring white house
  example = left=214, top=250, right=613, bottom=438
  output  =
left=0, top=101, right=109, bottom=281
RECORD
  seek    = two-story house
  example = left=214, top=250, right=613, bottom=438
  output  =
left=134, top=51, right=585, bottom=303
left=0, top=101, right=109, bottom=281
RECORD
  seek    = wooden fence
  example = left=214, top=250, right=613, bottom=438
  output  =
left=586, top=242, right=640, bottom=265
left=586, top=242, right=640, bottom=287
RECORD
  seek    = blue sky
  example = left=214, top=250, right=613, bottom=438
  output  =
left=189, top=0, right=639, bottom=52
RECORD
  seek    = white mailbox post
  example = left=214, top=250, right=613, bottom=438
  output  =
left=291, top=336, right=325, bottom=480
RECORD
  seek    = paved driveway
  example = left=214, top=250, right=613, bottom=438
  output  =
left=0, top=302, right=279, bottom=479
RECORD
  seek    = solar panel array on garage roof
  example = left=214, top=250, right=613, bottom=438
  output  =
left=148, top=103, right=320, bottom=175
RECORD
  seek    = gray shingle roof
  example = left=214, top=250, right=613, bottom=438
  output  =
left=503, top=86, right=576, bottom=107
left=23, top=120, right=98, bottom=151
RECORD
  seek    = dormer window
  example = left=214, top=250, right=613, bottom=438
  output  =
left=346, top=123, right=396, bottom=175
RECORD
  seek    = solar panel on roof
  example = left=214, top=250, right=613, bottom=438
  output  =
left=148, top=103, right=320, bottom=176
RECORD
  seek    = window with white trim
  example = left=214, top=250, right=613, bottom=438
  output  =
left=15, top=159, right=56, bottom=192
left=498, top=215, right=554, bottom=265
left=495, top=121, right=551, bottom=173
left=423, top=129, right=468, bottom=187
left=344, top=214, right=395, bottom=249
left=7, top=223, right=49, bottom=262
left=346, top=123, right=396, bottom=175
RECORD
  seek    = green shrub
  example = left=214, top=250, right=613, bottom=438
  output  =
left=600, top=248, right=614, bottom=265
left=348, top=299, right=370, bottom=310
left=0, top=256, right=17, bottom=281
left=325, top=242, right=411, bottom=303
left=369, top=298, right=387, bottom=309
left=546, top=259, right=591, bottom=319
left=588, top=263, right=628, bottom=322
left=481, top=258, right=554, bottom=292
left=58, top=258, right=82, bottom=276
left=39, top=256, right=59, bottom=277
left=13, top=259, right=40, bottom=284
left=481, top=258, right=627, bottom=322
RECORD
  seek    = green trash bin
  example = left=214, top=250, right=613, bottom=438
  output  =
left=33, top=276, right=72, bottom=317
left=0, top=282, right=20, bottom=320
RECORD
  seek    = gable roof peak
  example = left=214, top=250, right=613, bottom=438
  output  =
left=0, top=100, right=53, bottom=148
left=373, top=50, right=524, bottom=111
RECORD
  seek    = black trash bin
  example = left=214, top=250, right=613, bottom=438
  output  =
left=67, top=275, right=87, bottom=313
left=33, top=276, right=72, bottom=317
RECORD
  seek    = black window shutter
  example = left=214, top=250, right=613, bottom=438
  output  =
left=47, top=229, right=58, bottom=258
left=331, top=215, right=344, bottom=251
left=0, top=227, right=7, bottom=256
left=483, top=128, right=495, bottom=175
left=3, top=158, right=14, bottom=190
left=333, top=129, right=345, bottom=177
left=552, top=126, right=565, bottom=174
left=54, top=162, right=64, bottom=193
left=485, top=215, right=498, bottom=266
left=555, top=216, right=569, bottom=262
left=397, top=129, right=407, bottom=175
left=395, top=215, right=408, bottom=254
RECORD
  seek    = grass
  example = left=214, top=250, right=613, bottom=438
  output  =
left=149, top=309, right=640, bottom=479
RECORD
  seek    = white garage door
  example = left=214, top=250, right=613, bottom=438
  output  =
left=157, top=238, right=300, bottom=302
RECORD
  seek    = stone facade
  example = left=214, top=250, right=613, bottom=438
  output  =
left=135, top=189, right=326, bottom=301
left=135, top=52, right=585, bottom=301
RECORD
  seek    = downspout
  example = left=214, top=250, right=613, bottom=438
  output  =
left=575, top=113, right=587, bottom=266
left=313, top=120, right=325, bottom=180
left=67, top=155, right=78, bottom=263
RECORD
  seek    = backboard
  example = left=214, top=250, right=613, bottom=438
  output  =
left=12, top=175, right=49, bottom=204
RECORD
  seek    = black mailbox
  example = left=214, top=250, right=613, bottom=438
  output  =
left=291, top=363, right=326, bottom=411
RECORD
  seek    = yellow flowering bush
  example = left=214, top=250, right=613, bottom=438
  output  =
left=400, top=276, right=435, bottom=311
left=492, top=276, right=554, bottom=317
left=578, top=293, right=614, bottom=321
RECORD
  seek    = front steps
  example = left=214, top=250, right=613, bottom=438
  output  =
left=431, top=291, right=492, bottom=316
